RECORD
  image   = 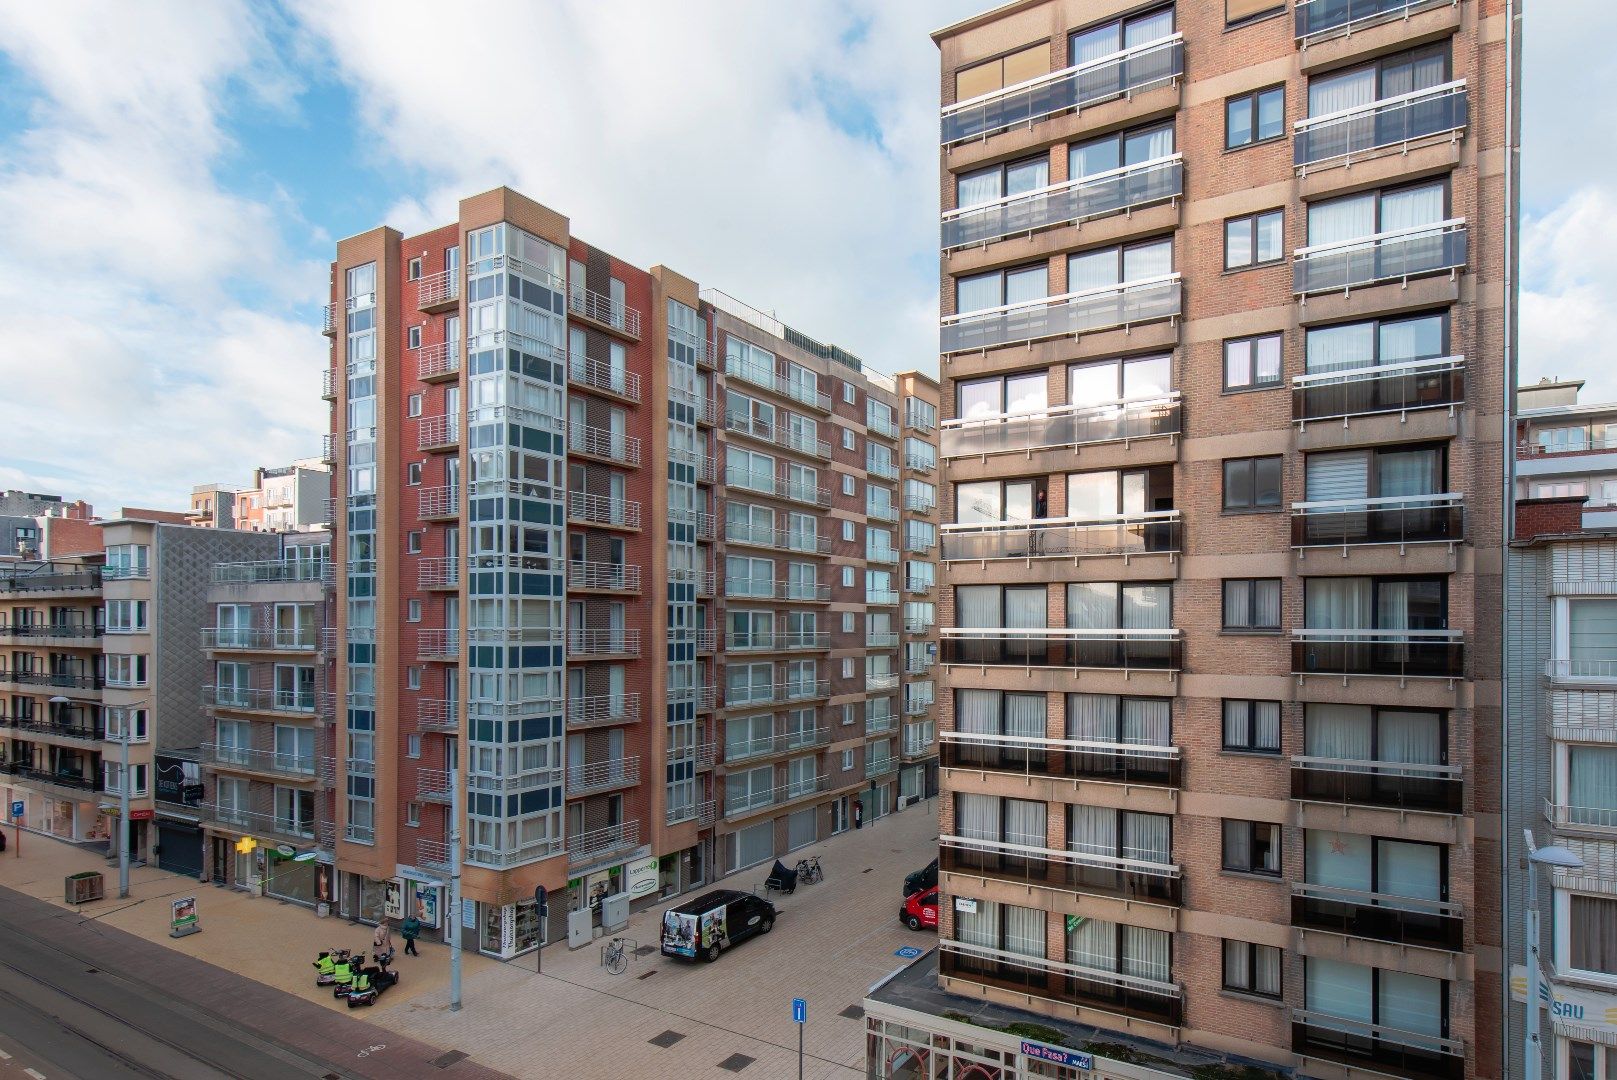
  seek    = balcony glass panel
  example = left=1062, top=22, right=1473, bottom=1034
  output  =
left=1294, top=81, right=1468, bottom=167
left=941, top=394, right=1180, bottom=460
left=1292, top=494, right=1463, bottom=547
left=942, top=276, right=1180, bottom=354
left=941, top=835, right=1180, bottom=905
left=1295, top=221, right=1466, bottom=294
left=1294, top=356, right=1463, bottom=422
left=943, top=156, right=1183, bottom=250
left=941, top=732, right=1178, bottom=786
left=1292, top=630, right=1462, bottom=678
left=943, top=511, right=1180, bottom=561
left=1296, top=0, right=1453, bottom=40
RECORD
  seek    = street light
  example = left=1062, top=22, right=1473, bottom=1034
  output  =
left=1524, top=831, right=1584, bottom=1080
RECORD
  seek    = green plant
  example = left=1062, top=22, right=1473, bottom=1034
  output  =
left=1083, top=1042, right=1151, bottom=1066
left=999, top=1022, right=1072, bottom=1046
left=941, top=1011, right=973, bottom=1025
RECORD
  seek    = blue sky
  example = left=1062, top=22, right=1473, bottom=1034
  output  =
left=0, top=0, right=1602, bottom=510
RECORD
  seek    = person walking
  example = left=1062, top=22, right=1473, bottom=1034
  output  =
left=853, top=799, right=864, bottom=830
left=401, top=913, right=421, bottom=956
left=373, top=919, right=393, bottom=953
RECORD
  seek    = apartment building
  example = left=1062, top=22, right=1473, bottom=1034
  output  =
left=321, top=187, right=938, bottom=957
left=189, top=483, right=238, bottom=529
left=235, top=462, right=333, bottom=533
left=865, top=2, right=1515, bottom=1079
left=1506, top=380, right=1617, bottom=1079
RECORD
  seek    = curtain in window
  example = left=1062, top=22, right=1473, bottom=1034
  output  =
left=1377, top=448, right=1440, bottom=498
left=1127, top=125, right=1175, bottom=165
left=1123, top=812, right=1171, bottom=864
left=1305, top=703, right=1374, bottom=760
left=1380, top=314, right=1445, bottom=365
left=1306, top=578, right=1372, bottom=629
left=1306, top=957, right=1375, bottom=1023
left=1378, top=840, right=1443, bottom=901
left=1254, top=701, right=1281, bottom=748
left=1069, top=805, right=1117, bottom=859
left=1224, top=581, right=1251, bottom=628
left=1569, top=746, right=1617, bottom=814
left=1254, top=945, right=1281, bottom=996
left=1308, top=194, right=1377, bottom=246
left=1378, top=710, right=1442, bottom=766
left=1004, top=904, right=1047, bottom=959
left=1125, top=8, right=1174, bottom=47
left=1380, top=184, right=1446, bottom=233
left=1123, top=698, right=1171, bottom=746
left=956, top=689, right=1000, bottom=735
left=1570, top=600, right=1617, bottom=662
left=1068, top=583, right=1118, bottom=630
left=955, top=899, right=1000, bottom=949
left=1308, top=67, right=1376, bottom=117
left=1123, top=241, right=1172, bottom=282
left=955, top=585, right=1000, bottom=628
left=1377, top=580, right=1411, bottom=631
left=1382, top=49, right=1449, bottom=98
left=1004, top=798, right=1047, bottom=850
left=1067, top=917, right=1118, bottom=971
left=1004, top=586, right=1048, bottom=629
left=1121, top=926, right=1171, bottom=982
left=956, top=793, right=1000, bottom=842
left=1068, top=250, right=1120, bottom=292
left=957, top=380, right=1002, bottom=421
left=1071, top=24, right=1120, bottom=65
left=957, top=169, right=1002, bottom=209
left=1379, top=970, right=1445, bottom=1039
left=1572, top=895, right=1617, bottom=976
left=1067, top=472, right=1119, bottom=519
left=1306, top=322, right=1377, bottom=374
left=1123, top=584, right=1171, bottom=629
left=1306, top=830, right=1372, bottom=891
left=1071, top=137, right=1120, bottom=181
left=1224, top=939, right=1251, bottom=990
left=1004, top=692, right=1047, bottom=739
left=956, top=273, right=1003, bottom=314
left=1223, top=820, right=1251, bottom=868
left=1005, top=267, right=1049, bottom=307
left=1068, top=693, right=1118, bottom=742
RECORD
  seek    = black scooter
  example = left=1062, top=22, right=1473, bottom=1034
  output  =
left=764, top=859, right=798, bottom=895
left=346, top=950, right=399, bottom=1008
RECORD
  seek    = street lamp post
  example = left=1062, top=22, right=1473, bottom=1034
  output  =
left=1524, top=831, right=1583, bottom=1080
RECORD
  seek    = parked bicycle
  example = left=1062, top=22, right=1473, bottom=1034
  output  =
left=602, top=936, right=632, bottom=975
left=795, top=855, right=823, bottom=885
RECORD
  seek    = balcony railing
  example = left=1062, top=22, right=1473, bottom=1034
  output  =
left=200, top=801, right=322, bottom=841
left=725, top=632, right=831, bottom=654
left=569, top=819, right=641, bottom=865
left=725, top=360, right=833, bottom=413
left=724, top=579, right=831, bottom=603
left=2, top=671, right=103, bottom=694
left=566, top=628, right=641, bottom=657
left=0, top=623, right=102, bottom=643
left=865, top=754, right=897, bottom=779
left=567, top=560, right=641, bottom=592
left=0, top=567, right=101, bottom=593
left=867, top=631, right=899, bottom=648
left=942, top=274, right=1180, bottom=354
left=1292, top=494, right=1464, bottom=549
left=941, top=393, right=1181, bottom=460
left=1545, top=658, right=1617, bottom=683
left=1543, top=798, right=1617, bottom=833
left=568, top=353, right=642, bottom=402
left=905, top=455, right=936, bottom=476
left=941, top=834, right=1181, bottom=906
left=417, top=767, right=453, bottom=804
left=415, top=269, right=459, bottom=310
left=418, top=414, right=460, bottom=451
left=416, top=838, right=451, bottom=875
left=722, top=519, right=830, bottom=555
left=941, top=731, right=1180, bottom=788
left=867, top=588, right=900, bottom=606
left=417, top=484, right=459, bottom=520
left=943, top=511, right=1181, bottom=563
left=321, top=367, right=337, bottom=399
left=1291, top=757, right=1462, bottom=814
left=1293, top=1010, right=1464, bottom=1080
left=466, top=836, right=564, bottom=869
left=940, top=939, right=1181, bottom=1028
left=1294, top=80, right=1468, bottom=169
left=941, top=628, right=1182, bottom=671
left=941, top=34, right=1185, bottom=146
left=417, top=340, right=459, bottom=381
left=943, top=155, right=1184, bottom=250
left=724, top=412, right=833, bottom=460
left=724, top=679, right=831, bottom=708
left=866, top=672, right=899, bottom=692
left=1294, top=220, right=1467, bottom=295
left=201, top=742, right=320, bottom=780
left=203, top=685, right=320, bottom=715
left=1293, top=356, right=1464, bottom=422
left=868, top=503, right=900, bottom=523
left=568, top=491, right=641, bottom=529
left=725, top=468, right=830, bottom=508
left=101, top=564, right=151, bottom=581
left=201, top=627, right=322, bottom=652
left=210, top=558, right=330, bottom=585
left=1292, top=629, right=1464, bottom=679
left=1292, top=881, right=1463, bottom=951
left=568, top=423, right=642, bottom=467
left=417, top=557, right=460, bottom=590
left=568, top=287, right=642, bottom=338
left=1296, top=0, right=1454, bottom=41
left=567, top=692, right=640, bottom=728
left=417, top=698, right=460, bottom=733
left=724, top=775, right=829, bottom=818
left=724, top=727, right=830, bottom=764
left=415, top=628, right=460, bottom=660
left=321, top=304, right=337, bottom=334
left=566, top=756, right=641, bottom=795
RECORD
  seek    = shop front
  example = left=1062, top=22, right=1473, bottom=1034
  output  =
left=477, top=896, right=544, bottom=959
left=263, top=845, right=322, bottom=907
left=5, top=784, right=107, bottom=843
left=385, top=874, right=445, bottom=941
left=339, top=870, right=392, bottom=924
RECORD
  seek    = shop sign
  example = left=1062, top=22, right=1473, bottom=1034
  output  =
left=500, top=904, right=516, bottom=952
left=384, top=877, right=405, bottom=920
left=1511, top=965, right=1617, bottom=1032
left=129, top=808, right=155, bottom=820
left=275, top=844, right=295, bottom=858
left=170, top=896, right=200, bottom=938
left=1020, top=1041, right=1091, bottom=1071
left=625, top=855, right=659, bottom=899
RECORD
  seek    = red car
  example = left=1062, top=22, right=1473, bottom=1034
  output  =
left=900, top=886, right=938, bottom=931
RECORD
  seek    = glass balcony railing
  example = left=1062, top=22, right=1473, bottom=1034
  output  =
left=942, top=274, right=1180, bottom=354
left=943, top=155, right=1183, bottom=250
left=1295, top=0, right=1453, bottom=40
left=940, top=942, right=1182, bottom=1028
left=1291, top=756, right=1462, bottom=814
left=1544, top=658, right=1617, bottom=684
left=941, top=35, right=1184, bottom=146
left=1294, top=80, right=1468, bottom=168
left=1291, top=881, right=1463, bottom=951
left=943, top=511, right=1180, bottom=562
left=1294, top=220, right=1467, bottom=295
left=941, top=732, right=1179, bottom=787
left=1291, top=629, right=1463, bottom=679
left=1292, top=1010, right=1464, bottom=1080
left=1291, top=494, right=1464, bottom=548
left=1293, top=356, right=1464, bottom=422
left=940, top=394, right=1180, bottom=460
left=941, top=628, right=1181, bottom=670
left=941, top=835, right=1181, bottom=906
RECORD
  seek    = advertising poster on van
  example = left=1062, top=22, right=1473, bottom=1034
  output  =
left=663, top=910, right=699, bottom=957
left=700, top=905, right=727, bottom=948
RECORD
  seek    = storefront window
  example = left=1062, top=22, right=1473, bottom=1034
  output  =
left=266, top=849, right=319, bottom=906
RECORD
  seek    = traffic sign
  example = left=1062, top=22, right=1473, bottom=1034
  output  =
left=792, top=997, right=807, bottom=1024
left=894, top=945, right=922, bottom=959
left=10, top=801, right=22, bottom=818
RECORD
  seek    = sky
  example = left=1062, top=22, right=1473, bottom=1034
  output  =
left=0, top=0, right=1602, bottom=511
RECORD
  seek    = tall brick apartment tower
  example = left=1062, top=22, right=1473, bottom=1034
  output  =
left=864, top=2, right=1516, bottom=1078
left=322, top=188, right=939, bottom=958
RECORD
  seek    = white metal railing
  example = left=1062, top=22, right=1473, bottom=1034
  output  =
left=201, top=742, right=319, bottom=779
left=418, top=413, right=460, bottom=450
left=724, top=412, right=833, bottom=460
left=942, top=155, right=1184, bottom=250
left=1545, top=797, right=1617, bottom=830
left=200, top=801, right=319, bottom=841
left=417, top=698, right=459, bottom=732
left=867, top=631, right=899, bottom=648
left=724, top=775, right=827, bottom=817
left=725, top=632, right=831, bottom=653
left=417, top=340, right=459, bottom=381
left=1294, top=80, right=1468, bottom=168
left=1545, top=658, right=1617, bottom=681
left=943, top=832, right=1179, bottom=879
left=321, top=305, right=337, bottom=334
left=417, top=557, right=459, bottom=589
left=566, top=756, right=641, bottom=793
left=724, top=578, right=831, bottom=602
left=569, top=287, right=642, bottom=337
left=1295, top=0, right=1454, bottom=41
left=939, top=938, right=1180, bottom=1000
left=569, top=490, right=641, bottom=529
left=1292, top=880, right=1461, bottom=919
left=415, top=269, right=459, bottom=308
left=569, top=352, right=642, bottom=402
left=724, top=728, right=830, bottom=763
left=418, top=485, right=459, bottom=518
left=1294, top=218, right=1467, bottom=295
left=566, top=628, right=641, bottom=656
left=201, top=627, right=320, bottom=651
left=416, top=628, right=460, bottom=658
left=866, top=672, right=899, bottom=692
left=568, top=693, right=640, bottom=727
left=567, top=560, right=641, bottom=592
left=725, top=360, right=833, bottom=413
left=569, top=819, right=641, bottom=864
left=568, top=422, right=642, bottom=466
left=725, top=679, right=831, bottom=707
left=417, top=767, right=452, bottom=802
left=722, top=519, right=829, bottom=554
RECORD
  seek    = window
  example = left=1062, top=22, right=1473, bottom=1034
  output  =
left=1223, top=940, right=1282, bottom=997
left=1223, top=579, right=1281, bottom=631
left=956, top=369, right=1049, bottom=421
left=1224, top=456, right=1283, bottom=512
left=955, top=263, right=1048, bottom=315
left=406, top=734, right=421, bottom=759
left=843, top=428, right=856, bottom=450
left=1305, top=310, right=1448, bottom=376
left=842, top=520, right=856, bottom=542
left=406, top=802, right=420, bottom=827
left=842, top=657, right=855, bottom=679
left=1069, top=238, right=1171, bottom=291
left=1304, top=958, right=1445, bottom=1042
left=407, top=462, right=422, bottom=486
left=955, top=42, right=1046, bottom=102
left=1226, top=86, right=1285, bottom=149
left=105, top=600, right=148, bottom=633
left=406, top=666, right=421, bottom=690
left=1070, top=122, right=1174, bottom=182
left=1069, top=6, right=1173, bottom=65
left=1565, top=744, right=1617, bottom=828
left=1223, top=700, right=1282, bottom=753
left=1307, top=180, right=1447, bottom=248
left=841, top=566, right=855, bottom=588
left=1223, top=820, right=1281, bottom=876
left=104, top=761, right=150, bottom=797
left=407, top=599, right=422, bottom=622
left=408, top=257, right=422, bottom=280
left=1224, top=210, right=1284, bottom=270
left=1224, top=334, right=1282, bottom=391
left=407, top=326, right=421, bottom=349
left=842, top=474, right=856, bottom=496
left=406, top=531, right=422, bottom=554
left=106, top=654, right=148, bottom=687
left=957, top=155, right=1051, bottom=211
left=843, top=703, right=856, bottom=726
left=842, top=749, right=854, bottom=771
left=1568, top=894, right=1617, bottom=979
left=1308, top=44, right=1450, bottom=119
left=905, top=398, right=938, bottom=431
left=407, top=394, right=422, bottom=418
left=1068, top=354, right=1171, bottom=409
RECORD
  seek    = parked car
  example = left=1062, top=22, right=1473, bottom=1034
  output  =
left=903, top=857, right=937, bottom=898
left=661, top=889, right=776, bottom=962
left=901, top=886, right=938, bottom=931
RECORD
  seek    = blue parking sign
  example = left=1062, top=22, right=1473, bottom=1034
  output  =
left=792, top=997, right=807, bottom=1024
left=9, top=801, right=21, bottom=818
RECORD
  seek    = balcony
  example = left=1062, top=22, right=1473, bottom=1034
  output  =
left=418, top=485, right=460, bottom=520
left=942, top=511, right=1181, bottom=563
left=201, top=801, right=323, bottom=843
left=415, top=269, right=459, bottom=312
left=465, top=837, right=563, bottom=869
left=1296, top=0, right=1453, bottom=41
left=4, top=715, right=102, bottom=746
left=1543, top=797, right=1617, bottom=835
left=204, top=685, right=320, bottom=716
left=568, top=287, right=642, bottom=339
left=725, top=632, right=831, bottom=654
left=568, top=819, right=641, bottom=866
left=0, top=567, right=101, bottom=595
left=725, top=360, right=832, bottom=413
left=566, top=756, right=641, bottom=795
left=941, top=35, right=1184, bottom=146
left=1292, top=882, right=1463, bottom=951
left=942, top=275, right=1180, bottom=355
left=941, top=394, right=1180, bottom=460
left=671, top=447, right=718, bottom=486
left=1291, top=757, right=1462, bottom=814
left=416, top=838, right=451, bottom=875
left=417, top=340, right=459, bottom=382
left=1545, top=658, right=1617, bottom=686
left=418, top=414, right=460, bottom=452
left=1294, top=80, right=1468, bottom=170
left=568, top=423, right=642, bottom=467
left=941, top=834, right=1181, bottom=906
left=2, top=763, right=104, bottom=798
left=669, top=506, right=716, bottom=541
left=942, top=156, right=1184, bottom=251
left=415, top=628, right=460, bottom=661
left=724, top=579, right=832, bottom=603
left=417, top=767, right=453, bottom=804
left=866, top=672, right=899, bottom=692
left=670, top=685, right=718, bottom=712
left=202, top=743, right=320, bottom=782
left=867, top=631, right=899, bottom=648
left=417, top=698, right=460, bottom=733
left=1293, top=356, right=1464, bottom=423
left=1291, top=629, right=1464, bottom=679
left=567, top=560, right=641, bottom=593
left=724, top=727, right=831, bottom=765
left=416, top=556, right=460, bottom=591
left=867, top=589, right=901, bottom=606
left=724, top=775, right=829, bottom=819
left=210, top=559, right=330, bottom=586
left=693, top=628, right=717, bottom=653
left=725, top=468, right=830, bottom=509
left=201, top=627, right=322, bottom=653
left=1293, top=1011, right=1464, bottom=1080
left=941, top=628, right=1182, bottom=671
left=1292, top=494, right=1464, bottom=549
left=724, top=412, right=832, bottom=460
left=722, top=519, right=830, bottom=556
left=941, top=732, right=1180, bottom=788
left=868, top=503, right=900, bottom=524
left=905, top=657, right=935, bottom=675
left=1294, top=220, right=1467, bottom=295
left=905, top=455, right=936, bottom=476
left=869, top=413, right=900, bottom=442
left=0, top=623, right=102, bottom=646
left=568, top=491, right=641, bottom=530
left=568, top=353, right=642, bottom=403
left=321, top=367, right=337, bottom=400
left=724, top=679, right=831, bottom=709
left=939, top=941, right=1181, bottom=1028
left=321, top=304, right=337, bottom=335
left=567, top=693, right=641, bottom=728
left=566, top=628, right=640, bottom=657
left=321, top=432, right=336, bottom=464
left=867, top=711, right=897, bottom=736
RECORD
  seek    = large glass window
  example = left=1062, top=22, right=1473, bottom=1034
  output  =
left=1068, top=238, right=1172, bottom=291
left=956, top=264, right=1049, bottom=314
left=1568, top=894, right=1617, bottom=979
left=1069, top=5, right=1174, bottom=64
left=958, top=155, right=1051, bottom=209
left=1307, top=180, right=1447, bottom=247
left=1304, top=958, right=1446, bottom=1039
left=1067, top=354, right=1171, bottom=407
left=1305, top=311, right=1447, bottom=375
left=1070, top=122, right=1174, bottom=180
left=956, top=370, right=1049, bottom=421
left=1307, top=43, right=1450, bottom=117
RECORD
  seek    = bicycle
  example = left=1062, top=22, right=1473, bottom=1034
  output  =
left=795, top=855, right=823, bottom=885
left=602, top=936, right=630, bottom=975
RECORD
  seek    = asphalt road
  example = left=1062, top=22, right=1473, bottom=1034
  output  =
left=0, top=906, right=366, bottom=1079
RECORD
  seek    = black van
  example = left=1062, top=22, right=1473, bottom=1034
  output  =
left=661, top=889, right=776, bottom=962
left=903, top=857, right=937, bottom=898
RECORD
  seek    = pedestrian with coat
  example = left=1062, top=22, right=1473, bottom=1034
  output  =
left=373, top=919, right=393, bottom=953
left=401, top=913, right=421, bottom=956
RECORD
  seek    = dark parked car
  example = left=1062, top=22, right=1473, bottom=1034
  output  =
left=662, top=889, right=776, bottom=962
left=903, top=858, right=937, bottom=898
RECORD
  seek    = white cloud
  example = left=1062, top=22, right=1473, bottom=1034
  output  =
left=1520, top=186, right=1617, bottom=400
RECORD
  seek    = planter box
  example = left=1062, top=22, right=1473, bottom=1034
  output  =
left=66, top=870, right=104, bottom=904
